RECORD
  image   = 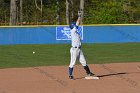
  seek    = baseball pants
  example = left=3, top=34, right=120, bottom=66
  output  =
left=69, top=47, right=87, bottom=68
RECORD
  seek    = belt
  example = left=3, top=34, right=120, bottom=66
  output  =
left=73, top=46, right=81, bottom=49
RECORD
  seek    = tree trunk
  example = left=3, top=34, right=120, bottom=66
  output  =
left=70, top=0, right=74, bottom=20
left=79, top=0, right=84, bottom=24
left=20, top=0, right=23, bottom=25
left=56, top=0, right=60, bottom=25
left=10, top=0, right=17, bottom=25
left=66, top=0, right=69, bottom=25
left=35, top=0, right=43, bottom=23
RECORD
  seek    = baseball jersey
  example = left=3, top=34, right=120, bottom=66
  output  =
left=71, top=27, right=81, bottom=47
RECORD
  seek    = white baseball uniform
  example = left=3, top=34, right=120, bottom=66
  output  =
left=69, top=26, right=87, bottom=68
left=68, top=12, right=96, bottom=79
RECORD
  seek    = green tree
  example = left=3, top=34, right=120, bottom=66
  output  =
left=0, top=0, right=10, bottom=25
left=84, top=0, right=129, bottom=24
left=1, top=0, right=140, bottom=25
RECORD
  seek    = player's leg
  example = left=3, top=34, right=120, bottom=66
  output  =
left=79, top=49, right=94, bottom=75
left=69, top=48, right=78, bottom=79
left=79, top=49, right=99, bottom=79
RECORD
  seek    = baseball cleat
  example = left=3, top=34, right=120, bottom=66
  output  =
left=85, top=73, right=99, bottom=80
left=87, top=72, right=95, bottom=76
left=69, top=76, right=74, bottom=80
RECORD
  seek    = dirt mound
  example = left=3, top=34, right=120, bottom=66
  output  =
left=0, top=62, right=140, bottom=93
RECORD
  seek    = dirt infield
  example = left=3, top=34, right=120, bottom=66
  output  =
left=0, top=62, right=140, bottom=93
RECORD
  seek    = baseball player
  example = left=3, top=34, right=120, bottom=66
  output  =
left=68, top=10, right=98, bottom=80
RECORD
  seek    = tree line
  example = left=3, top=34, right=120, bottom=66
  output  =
left=0, top=0, right=140, bottom=25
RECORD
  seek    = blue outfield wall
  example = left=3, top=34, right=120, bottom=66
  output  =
left=84, top=25, right=140, bottom=43
left=0, top=25, right=140, bottom=45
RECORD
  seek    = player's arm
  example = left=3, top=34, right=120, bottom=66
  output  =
left=76, top=17, right=81, bottom=26
left=76, top=10, right=82, bottom=26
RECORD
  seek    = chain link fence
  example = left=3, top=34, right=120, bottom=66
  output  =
left=0, top=0, right=66, bottom=26
left=0, top=0, right=140, bottom=26
left=0, top=0, right=10, bottom=25
left=0, top=0, right=85, bottom=26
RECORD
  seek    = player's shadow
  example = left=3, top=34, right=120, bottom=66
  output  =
left=75, top=72, right=140, bottom=80
left=97, top=72, right=127, bottom=77
left=75, top=72, right=127, bottom=80
left=98, top=71, right=140, bottom=78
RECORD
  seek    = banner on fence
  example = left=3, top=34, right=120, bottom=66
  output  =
left=56, top=26, right=83, bottom=40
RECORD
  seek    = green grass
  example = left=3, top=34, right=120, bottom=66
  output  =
left=0, top=43, right=140, bottom=68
